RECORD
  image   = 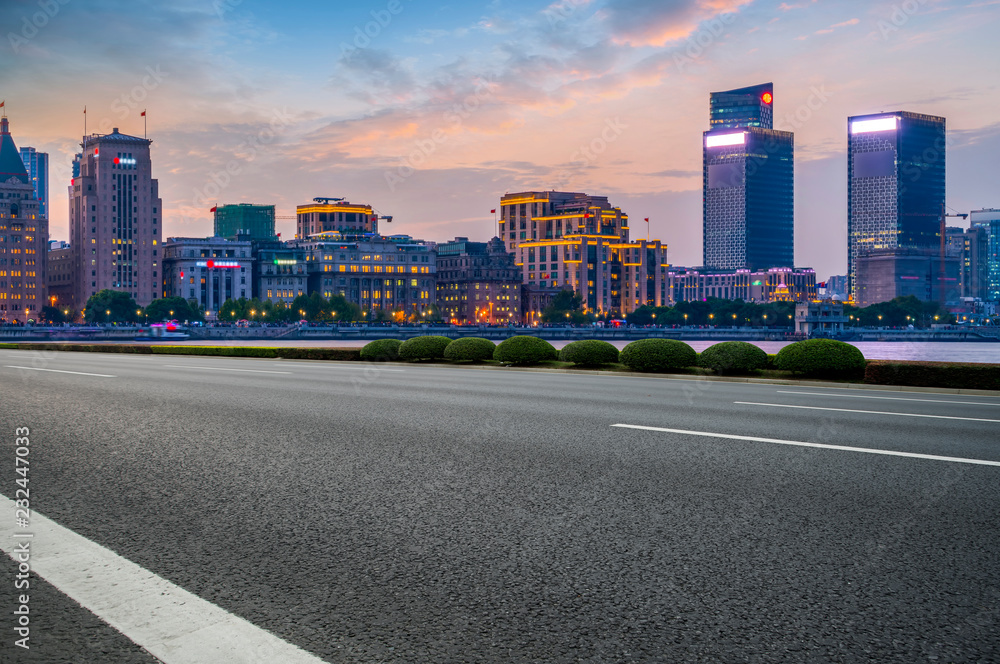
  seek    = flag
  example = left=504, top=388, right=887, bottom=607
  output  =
left=210, top=206, right=217, bottom=213
left=83, top=106, right=86, bottom=114
left=490, top=209, right=496, bottom=214
left=0, top=101, right=5, bottom=109
left=644, top=217, right=649, bottom=222
left=141, top=110, right=146, bottom=117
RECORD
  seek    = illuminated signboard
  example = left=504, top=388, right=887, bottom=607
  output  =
left=850, top=116, right=898, bottom=134
left=113, top=157, right=138, bottom=166
left=761, top=92, right=772, bottom=105
left=706, top=132, right=746, bottom=148
left=196, top=260, right=240, bottom=268
left=274, top=259, right=297, bottom=265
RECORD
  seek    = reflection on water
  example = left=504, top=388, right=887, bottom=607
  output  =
left=175, top=338, right=1000, bottom=363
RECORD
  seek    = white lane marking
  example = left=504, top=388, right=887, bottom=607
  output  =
left=0, top=496, right=328, bottom=664
left=734, top=401, right=1000, bottom=423
left=611, top=424, right=1000, bottom=467
left=275, top=363, right=405, bottom=372
left=164, top=365, right=292, bottom=375
left=775, top=390, right=1000, bottom=407
left=4, top=365, right=115, bottom=378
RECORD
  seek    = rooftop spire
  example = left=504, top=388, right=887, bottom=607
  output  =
left=0, top=115, right=30, bottom=185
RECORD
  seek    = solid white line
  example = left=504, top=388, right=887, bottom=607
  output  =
left=164, top=365, right=292, bottom=374
left=734, top=401, right=1000, bottom=423
left=775, top=390, right=1000, bottom=407
left=611, top=424, right=1000, bottom=467
left=0, top=496, right=327, bottom=664
left=4, top=365, right=115, bottom=378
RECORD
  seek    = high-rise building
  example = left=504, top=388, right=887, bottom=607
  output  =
left=855, top=248, right=959, bottom=307
left=847, top=111, right=946, bottom=301
left=972, top=209, right=1000, bottom=301
left=19, top=147, right=48, bottom=218
left=214, top=203, right=276, bottom=241
left=498, top=191, right=669, bottom=316
left=69, top=128, right=163, bottom=308
left=0, top=115, right=48, bottom=323
left=703, top=83, right=794, bottom=270
left=709, top=82, right=774, bottom=130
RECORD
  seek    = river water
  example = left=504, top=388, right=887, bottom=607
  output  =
left=164, top=338, right=1000, bottom=363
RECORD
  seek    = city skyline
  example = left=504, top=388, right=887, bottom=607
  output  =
left=2, top=0, right=999, bottom=281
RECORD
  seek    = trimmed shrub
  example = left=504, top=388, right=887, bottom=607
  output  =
left=151, top=346, right=279, bottom=358
left=398, top=335, right=452, bottom=361
left=774, top=339, right=866, bottom=378
left=619, top=339, right=697, bottom=373
left=699, top=341, right=768, bottom=375
left=493, top=336, right=558, bottom=365
left=559, top=339, right=620, bottom=366
left=360, top=339, right=402, bottom=362
left=444, top=337, right=496, bottom=362
left=865, top=360, right=1000, bottom=391
left=278, top=348, right=361, bottom=361
left=0, top=343, right=19, bottom=349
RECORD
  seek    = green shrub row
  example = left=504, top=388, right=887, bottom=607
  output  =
left=774, top=339, right=866, bottom=379
left=865, top=361, right=1000, bottom=391
left=699, top=341, right=767, bottom=375
left=444, top=337, right=496, bottom=362
left=559, top=340, right=619, bottom=366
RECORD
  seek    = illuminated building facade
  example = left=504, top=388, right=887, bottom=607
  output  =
left=47, top=245, right=74, bottom=311
left=0, top=116, right=48, bottom=323
left=703, top=83, right=794, bottom=270
left=710, top=82, right=774, bottom=130
left=214, top=204, right=276, bottom=241
left=69, top=128, right=163, bottom=307
left=663, top=267, right=816, bottom=305
left=436, top=237, right=521, bottom=323
left=162, top=237, right=253, bottom=317
left=971, top=209, right=1000, bottom=302
left=253, top=241, right=309, bottom=305
left=296, top=199, right=377, bottom=238
left=855, top=248, right=959, bottom=307
left=292, top=233, right=436, bottom=317
left=498, top=191, right=669, bottom=317
left=847, top=111, right=946, bottom=300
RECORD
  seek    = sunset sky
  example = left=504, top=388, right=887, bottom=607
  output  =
left=2, top=0, right=998, bottom=280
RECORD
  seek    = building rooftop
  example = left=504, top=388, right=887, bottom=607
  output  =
left=0, top=117, right=30, bottom=185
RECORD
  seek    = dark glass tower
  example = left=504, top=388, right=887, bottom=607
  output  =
left=847, top=111, right=946, bottom=299
left=703, top=83, right=793, bottom=271
left=710, top=82, right=774, bottom=130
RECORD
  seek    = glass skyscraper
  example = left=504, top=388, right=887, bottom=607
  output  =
left=703, top=82, right=794, bottom=270
left=19, top=147, right=48, bottom=218
left=847, top=111, right=946, bottom=300
left=709, top=82, right=774, bottom=130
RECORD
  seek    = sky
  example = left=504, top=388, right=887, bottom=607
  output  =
left=1, top=0, right=998, bottom=280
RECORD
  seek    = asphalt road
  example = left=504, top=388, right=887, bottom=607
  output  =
left=1, top=348, right=999, bottom=663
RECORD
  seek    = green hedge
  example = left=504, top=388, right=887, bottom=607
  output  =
left=559, top=339, right=619, bottom=366
left=493, top=336, right=557, bottom=365
left=15, top=343, right=154, bottom=354
left=360, top=339, right=402, bottom=362
left=865, top=361, right=1000, bottom=391
left=775, top=339, right=866, bottom=378
left=398, top=335, right=452, bottom=361
left=699, top=341, right=768, bottom=375
left=443, top=337, right=496, bottom=362
left=619, top=339, right=697, bottom=373
left=148, top=346, right=361, bottom=361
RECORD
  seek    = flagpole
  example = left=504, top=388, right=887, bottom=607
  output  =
left=143, top=109, right=147, bottom=139
left=83, top=105, right=87, bottom=151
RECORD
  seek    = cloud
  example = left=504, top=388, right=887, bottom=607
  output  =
left=600, top=0, right=752, bottom=48
left=815, top=17, right=859, bottom=35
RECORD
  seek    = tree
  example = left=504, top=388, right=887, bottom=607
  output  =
left=40, top=306, right=74, bottom=324
left=144, top=296, right=202, bottom=323
left=541, top=289, right=590, bottom=323
left=84, top=290, right=140, bottom=324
